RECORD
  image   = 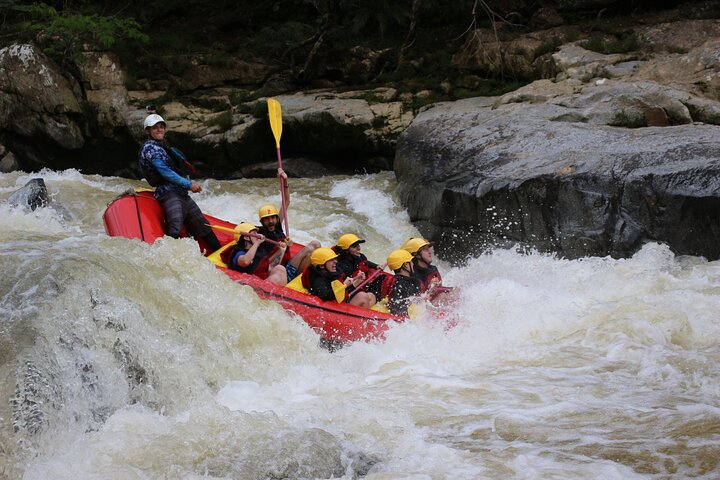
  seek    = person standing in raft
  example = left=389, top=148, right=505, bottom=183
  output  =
left=227, top=223, right=288, bottom=285
left=138, top=113, right=221, bottom=253
left=256, top=168, right=320, bottom=281
left=402, top=237, right=454, bottom=305
left=334, top=233, right=385, bottom=298
left=302, top=247, right=376, bottom=308
left=386, top=249, right=423, bottom=316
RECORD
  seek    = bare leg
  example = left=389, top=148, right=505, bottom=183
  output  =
left=267, top=265, right=288, bottom=286
left=349, top=292, right=376, bottom=309
left=290, top=240, right=321, bottom=272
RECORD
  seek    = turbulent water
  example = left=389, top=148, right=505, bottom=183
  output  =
left=0, top=169, right=719, bottom=480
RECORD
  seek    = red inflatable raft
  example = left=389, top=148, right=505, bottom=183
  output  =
left=103, top=190, right=407, bottom=345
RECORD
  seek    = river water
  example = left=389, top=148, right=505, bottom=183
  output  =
left=0, top=169, right=718, bottom=479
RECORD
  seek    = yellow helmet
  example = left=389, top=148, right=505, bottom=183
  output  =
left=258, top=204, right=279, bottom=220
left=311, top=247, right=339, bottom=266
left=402, top=237, right=432, bottom=255
left=337, top=233, right=365, bottom=250
left=235, top=223, right=258, bottom=235
left=387, top=249, right=413, bottom=271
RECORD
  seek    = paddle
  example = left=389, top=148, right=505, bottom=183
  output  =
left=207, top=224, right=280, bottom=245
left=267, top=97, right=290, bottom=238
left=330, top=280, right=347, bottom=303
left=347, top=263, right=388, bottom=300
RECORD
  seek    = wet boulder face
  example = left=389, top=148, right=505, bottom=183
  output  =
left=0, top=44, right=84, bottom=149
left=395, top=83, right=720, bottom=264
left=8, top=178, right=49, bottom=211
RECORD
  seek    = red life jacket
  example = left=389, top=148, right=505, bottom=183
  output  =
left=419, top=270, right=442, bottom=293
left=300, top=267, right=312, bottom=290
left=249, top=243, right=293, bottom=280
left=356, top=259, right=371, bottom=275
left=219, top=243, right=236, bottom=266
left=379, top=275, right=397, bottom=299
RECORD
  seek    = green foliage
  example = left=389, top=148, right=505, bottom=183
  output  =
left=402, top=94, right=436, bottom=112
left=249, top=21, right=315, bottom=58
left=193, top=96, right=231, bottom=112
left=533, top=37, right=563, bottom=59
left=581, top=32, right=641, bottom=55
left=611, top=110, right=646, bottom=128
left=352, top=92, right=386, bottom=104
left=21, top=3, right=148, bottom=65
left=452, top=79, right=528, bottom=99
left=229, top=90, right=262, bottom=106
left=342, top=0, right=411, bottom=40
left=235, top=101, right=269, bottom=118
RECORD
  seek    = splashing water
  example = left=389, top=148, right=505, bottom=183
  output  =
left=0, top=170, right=719, bottom=479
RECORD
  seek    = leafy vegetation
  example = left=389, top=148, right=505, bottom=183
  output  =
left=0, top=0, right=686, bottom=99
left=533, top=37, right=563, bottom=59
left=580, top=31, right=642, bottom=54
left=6, top=2, right=148, bottom=67
left=611, top=109, right=646, bottom=128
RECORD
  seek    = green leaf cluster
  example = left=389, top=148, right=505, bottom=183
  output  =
left=3, top=1, right=148, bottom=66
left=32, top=4, right=146, bottom=60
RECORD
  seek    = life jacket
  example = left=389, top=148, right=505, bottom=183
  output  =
left=257, top=226, right=292, bottom=266
left=414, top=263, right=443, bottom=293
left=336, top=251, right=374, bottom=280
left=226, top=242, right=273, bottom=280
left=301, top=266, right=349, bottom=302
left=138, top=142, right=194, bottom=187
left=300, top=266, right=313, bottom=291
left=356, top=259, right=371, bottom=275
left=208, top=241, right=236, bottom=268
left=379, top=274, right=397, bottom=300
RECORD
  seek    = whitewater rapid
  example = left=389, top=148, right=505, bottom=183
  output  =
left=1, top=169, right=719, bottom=479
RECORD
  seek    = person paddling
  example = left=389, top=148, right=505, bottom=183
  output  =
left=334, top=233, right=386, bottom=298
left=256, top=168, right=319, bottom=281
left=138, top=113, right=220, bottom=253
left=227, top=223, right=288, bottom=285
left=386, top=249, right=423, bottom=316
left=302, top=247, right=376, bottom=308
left=402, top=237, right=454, bottom=304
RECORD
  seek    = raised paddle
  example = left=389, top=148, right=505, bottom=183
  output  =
left=347, top=263, right=388, bottom=300
left=207, top=224, right=280, bottom=245
left=267, top=97, right=290, bottom=238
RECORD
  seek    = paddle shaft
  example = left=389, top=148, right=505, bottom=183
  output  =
left=268, top=98, right=290, bottom=237
left=347, top=263, right=388, bottom=299
left=244, top=231, right=280, bottom=246
left=276, top=149, right=290, bottom=237
left=207, top=224, right=280, bottom=246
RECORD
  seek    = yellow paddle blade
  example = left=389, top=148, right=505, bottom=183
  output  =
left=267, top=97, right=283, bottom=149
left=330, top=280, right=346, bottom=303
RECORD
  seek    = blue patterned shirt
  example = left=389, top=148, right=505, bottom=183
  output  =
left=138, top=140, right=191, bottom=197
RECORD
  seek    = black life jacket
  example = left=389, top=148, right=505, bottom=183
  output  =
left=139, top=143, right=194, bottom=187
left=336, top=250, right=376, bottom=278
left=301, top=266, right=348, bottom=302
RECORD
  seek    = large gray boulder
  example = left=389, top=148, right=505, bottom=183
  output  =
left=395, top=81, right=720, bottom=263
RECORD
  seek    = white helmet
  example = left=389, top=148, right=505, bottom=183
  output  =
left=143, top=114, right=166, bottom=129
